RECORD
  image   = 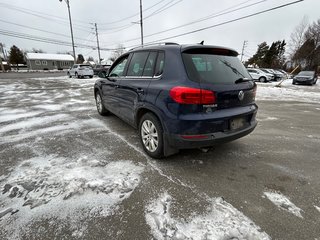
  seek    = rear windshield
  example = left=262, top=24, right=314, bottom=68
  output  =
left=298, top=71, right=314, bottom=76
left=80, top=65, right=91, bottom=68
left=182, top=53, right=251, bottom=84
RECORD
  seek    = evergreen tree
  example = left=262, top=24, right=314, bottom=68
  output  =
left=246, top=42, right=269, bottom=67
left=9, top=45, right=25, bottom=69
left=76, top=54, right=85, bottom=64
left=87, top=56, right=94, bottom=62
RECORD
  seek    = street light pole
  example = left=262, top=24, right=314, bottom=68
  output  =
left=60, top=0, right=76, bottom=63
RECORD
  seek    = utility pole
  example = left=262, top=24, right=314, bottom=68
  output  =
left=94, top=23, right=101, bottom=64
left=140, top=0, right=144, bottom=46
left=59, top=0, right=76, bottom=63
left=0, top=43, right=5, bottom=72
left=240, top=40, right=248, bottom=62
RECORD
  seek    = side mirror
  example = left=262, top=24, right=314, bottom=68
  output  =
left=98, top=71, right=107, bottom=78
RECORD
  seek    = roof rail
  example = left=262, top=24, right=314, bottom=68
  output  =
left=129, top=42, right=179, bottom=51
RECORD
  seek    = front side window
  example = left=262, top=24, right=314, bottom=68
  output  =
left=182, top=52, right=251, bottom=84
left=109, top=55, right=129, bottom=77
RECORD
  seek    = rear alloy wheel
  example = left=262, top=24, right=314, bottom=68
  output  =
left=95, top=92, right=109, bottom=116
left=139, top=113, right=163, bottom=158
left=259, top=77, right=266, bottom=83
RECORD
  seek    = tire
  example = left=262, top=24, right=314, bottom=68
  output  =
left=139, top=113, right=164, bottom=158
left=259, top=77, right=266, bottom=83
left=95, top=92, right=109, bottom=116
left=75, top=72, right=79, bottom=79
left=292, top=81, right=296, bottom=85
left=89, top=75, right=93, bottom=78
left=67, top=72, right=72, bottom=78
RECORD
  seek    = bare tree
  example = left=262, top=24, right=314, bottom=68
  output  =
left=288, top=16, right=309, bottom=61
left=109, top=44, right=126, bottom=62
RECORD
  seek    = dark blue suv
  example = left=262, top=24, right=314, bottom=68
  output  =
left=94, top=43, right=258, bottom=158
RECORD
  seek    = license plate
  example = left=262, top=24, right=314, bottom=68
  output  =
left=230, top=117, right=245, bottom=130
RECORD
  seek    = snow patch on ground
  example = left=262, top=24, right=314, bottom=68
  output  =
left=0, top=110, right=43, bottom=122
left=256, top=80, right=320, bottom=103
left=0, top=156, right=144, bottom=239
left=263, top=191, right=303, bottom=218
left=0, top=118, right=105, bottom=143
left=146, top=193, right=270, bottom=240
left=0, top=114, right=69, bottom=134
left=315, top=205, right=320, bottom=213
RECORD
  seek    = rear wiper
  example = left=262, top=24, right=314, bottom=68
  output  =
left=235, top=78, right=251, bottom=84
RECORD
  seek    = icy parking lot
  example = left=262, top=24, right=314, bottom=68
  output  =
left=0, top=73, right=320, bottom=239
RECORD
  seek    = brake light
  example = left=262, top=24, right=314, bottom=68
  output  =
left=170, top=86, right=216, bottom=104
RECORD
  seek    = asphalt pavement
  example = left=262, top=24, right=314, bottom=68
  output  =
left=0, top=72, right=319, bottom=239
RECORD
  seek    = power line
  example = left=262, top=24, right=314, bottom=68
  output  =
left=98, top=0, right=167, bottom=25
left=138, top=0, right=304, bottom=47
left=0, top=2, right=91, bottom=33
left=143, top=0, right=184, bottom=20
left=0, top=29, right=119, bottom=51
left=105, top=0, right=267, bottom=46
left=0, top=19, right=93, bottom=42
left=0, top=2, right=91, bottom=27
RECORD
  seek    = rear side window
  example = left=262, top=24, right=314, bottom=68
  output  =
left=154, top=52, right=165, bottom=76
left=127, top=52, right=149, bottom=77
left=142, top=52, right=157, bottom=77
left=182, top=52, right=251, bottom=84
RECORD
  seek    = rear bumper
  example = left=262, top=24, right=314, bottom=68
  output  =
left=293, top=79, right=313, bottom=84
left=165, top=120, right=257, bottom=149
left=163, top=105, right=258, bottom=149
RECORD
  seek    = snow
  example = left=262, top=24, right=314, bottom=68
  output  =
left=26, top=53, right=74, bottom=61
left=0, top=114, right=69, bottom=134
left=0, top=110, right=43, bottom=122
left=315, top=206, right=320, bottom=213
left=146, top=193, right=270, bottom=240
left=256, top=79, right=320, bottom=103
left=0, top=156, right=144, bottom=239
left=263, top=191, right=303, bottom=218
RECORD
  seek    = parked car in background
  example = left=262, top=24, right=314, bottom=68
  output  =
left=94, top=43, right=258, bottom=158
left=93, top=64, right=111, bottom=76
left=261, top=69, right=283, bottom=81
left=276, top=69, right=289, bottom=79
left=67, top=64, right=93, bottom=78
left=292, top=71, right=317, bottom=85
left=247, top=68, right=273, bottom=82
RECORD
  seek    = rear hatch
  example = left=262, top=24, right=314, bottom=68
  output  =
left=181, top=47, right=256, bottom=111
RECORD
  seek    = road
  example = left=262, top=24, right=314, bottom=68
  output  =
left=0, top=72, right=319, bottom=239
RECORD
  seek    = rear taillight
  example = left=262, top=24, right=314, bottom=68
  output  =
left=170, top=86, right=216, bottom=104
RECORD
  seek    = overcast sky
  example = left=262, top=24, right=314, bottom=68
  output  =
left=0, top=0, right=319, bottom=61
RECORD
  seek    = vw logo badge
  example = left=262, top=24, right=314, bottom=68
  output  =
left=238, top=90, right=244, bottom=101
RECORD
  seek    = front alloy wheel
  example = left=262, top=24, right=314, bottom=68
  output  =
left=95, top=92, right=109, bottom=115
left=139, top=113, right=163, bottom=158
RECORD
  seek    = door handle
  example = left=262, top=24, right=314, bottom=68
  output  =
left=137, top=88, right=144, bottom=94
